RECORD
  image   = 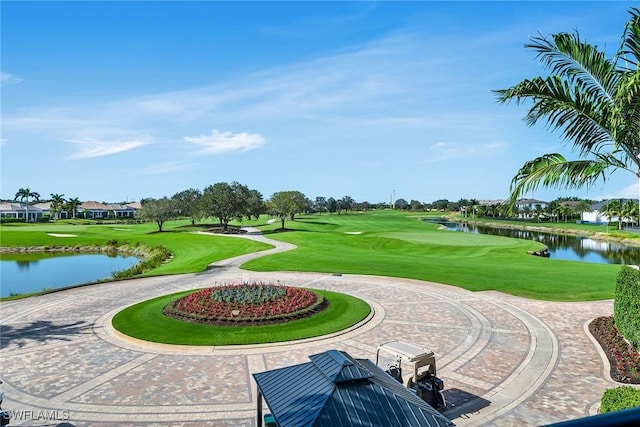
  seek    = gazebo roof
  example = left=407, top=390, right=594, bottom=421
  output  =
left=253, top=349, right=455, bottom=427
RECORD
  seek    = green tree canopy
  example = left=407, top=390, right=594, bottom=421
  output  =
left=136, top=197, right=176, bottom=232
left=171, top=188, right=202, bottom=225
left=245, top=189, right=265, bottom=220
left=49, top=193, right=65, bottom=220
left=269, top=190, right=308, bottom=229
left=14, top=187, right=41, bottom=222
left=65, top=197, right=81, bottom=219
left=201, top=181, right=252, bottom=230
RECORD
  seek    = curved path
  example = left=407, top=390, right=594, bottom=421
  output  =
left=0, top=230, right=618, bottom=426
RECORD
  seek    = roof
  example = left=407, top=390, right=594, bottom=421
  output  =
left=516, top=198, right=548, bottom=205
left=0, top=202, right=43, bottom=213
left=253, top=349, right=455, bottom=427
left=32, top=202, right=52, bottom=210
left=79, top=201, right=137, bottom=211
left=377, top=341, right=434, bottom=363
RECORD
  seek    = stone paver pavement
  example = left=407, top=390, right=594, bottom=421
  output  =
left=0, top=231, right=620, bottom=426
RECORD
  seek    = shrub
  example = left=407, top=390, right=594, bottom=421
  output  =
left=614, top=267, right=640, bottom=348
left=110, top=244, right=172, bottom=279
left=600, top=386, right=640, bottom=413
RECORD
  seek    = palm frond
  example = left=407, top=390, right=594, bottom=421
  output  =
left=611, top=70, right=640, bottom=164
left=495, top=76, right=614, bottom=155
left=508, top=153, right=617, bottom=209
left=526, top=32, right=620, bottom=101
left=617, top=7, right=640, bottom=68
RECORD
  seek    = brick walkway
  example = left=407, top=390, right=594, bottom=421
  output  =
left=0, top=232, right=620, bottom=426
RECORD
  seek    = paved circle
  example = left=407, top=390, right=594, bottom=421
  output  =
left=0, top=232, right=619, bottom=426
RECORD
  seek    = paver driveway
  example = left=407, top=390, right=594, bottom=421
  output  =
left=0, top=232, right=618, bottom=426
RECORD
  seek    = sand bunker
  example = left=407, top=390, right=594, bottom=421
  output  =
left=266, top=219, right=277, bottom=224
left=344, top=232, right=363, bottom=235
left=47, top=233, right=77, bottom=237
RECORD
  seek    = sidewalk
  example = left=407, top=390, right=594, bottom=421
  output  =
left=0, top=232, right=617, bottom=426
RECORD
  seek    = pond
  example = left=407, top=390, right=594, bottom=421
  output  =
left=426, top=219, right=640, bottom=265
left=0, top=252, right=140, bottom=298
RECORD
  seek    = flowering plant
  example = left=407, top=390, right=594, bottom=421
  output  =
left=589, top=316, right=640, bottom=383
left=164, top=281, right=324, bottom=324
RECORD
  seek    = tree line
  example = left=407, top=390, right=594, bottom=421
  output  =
left=137, top=183, right=313, bottom=232
left=11, top=185, right=636, bottom=230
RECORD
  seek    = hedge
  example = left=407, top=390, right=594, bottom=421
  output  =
left=600, top=386, right=640, bottom=413
left=614, top=266, right=640, bottom=348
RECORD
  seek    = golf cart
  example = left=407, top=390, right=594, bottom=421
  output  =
left=376, top=341, right=446, bottom=411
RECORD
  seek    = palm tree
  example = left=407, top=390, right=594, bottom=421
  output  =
left=622, top=199, right=638, bottom=227
left=575, top=200, right=593, bottom=222
left=66, top=197, right=81, bottom=219
left=49, top=193, right=65, bottom=220
left=605, top=199, right=624, bottom=230
left=14, top=187, right=41, bottom=222
left=533, top=203, right=544, bottom=222
left=495, top=8, right=640, bottom=213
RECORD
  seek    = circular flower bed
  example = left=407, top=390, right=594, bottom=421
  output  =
left=163, top=281, right=327, bottom=325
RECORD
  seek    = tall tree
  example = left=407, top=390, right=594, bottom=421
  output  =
left=338, top=195, right=355, bottom=213
left=49, top=193, right=65, bottom=220
left=65, top=197, right=81, bottom=219
left=314, top=196, right=327, bottom=214
left=246, top=189, right=265, bottom=220
left=326, top=197, right=338, bottom=213
left=574, top=200, right=593, bottom=222
left=269, top=191, right=307, bottom=229
left=605, top=199, right=624, bottom=229
left=135, top=197, right=176, bottom=232
left=495, top=8, right=640, bottom=213
left=171, top=188, right=202, bottom=225
left=394, top=198, right=409, bottom=210
left=201, top=181, right=251, bottom=230
left=622, top=199, right=638, bottom=227
left=14, top=187, right=41, bottom=222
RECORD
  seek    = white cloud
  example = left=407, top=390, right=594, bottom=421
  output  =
left=139, top=161, right=190, bottom=175
left=0, top=138, right=6, bottom=147
left=425, top=141, right=505, bottom=163
left=67, top=137, right=153, bottom=159
left=0, top=71, right=23, bottom=86
left=592, top=182, right=640, bottom=200
left=184, top=129, right=266, bottom=155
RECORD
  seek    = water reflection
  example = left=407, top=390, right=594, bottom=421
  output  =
left=0, top=253, right=140, bottom=297
left=427, top=219, right=640, bottom=265
left=15, top=260, right=39, bottom=270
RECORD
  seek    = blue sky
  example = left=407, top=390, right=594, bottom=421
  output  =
left=1, top=1, right=637, bottom=205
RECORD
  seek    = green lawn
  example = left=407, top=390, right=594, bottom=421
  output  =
left=0, top=220, right=272, bottom=275
left=239, top=211, right=620, bottom=301
left=112, top=289, right=371, bottom=345
left=1, top=211, right=623, bottom=301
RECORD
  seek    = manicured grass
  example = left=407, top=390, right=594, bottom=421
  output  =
left=241, top=211, right=620, bottom=301
left=1, top=211, right=624, bottom=301
left=0, top=220, right=272, bottom=276
left=111, top=289, right=371, bottom=345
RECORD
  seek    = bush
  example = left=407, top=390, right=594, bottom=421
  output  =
left=600, top=386, right=640, bottom=413
left=110, top=244, right=172, bottom=279
left=614, top=267, right=640, bottom=348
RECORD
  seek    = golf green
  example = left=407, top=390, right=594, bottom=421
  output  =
left=111, top=288, right=371, bottom=345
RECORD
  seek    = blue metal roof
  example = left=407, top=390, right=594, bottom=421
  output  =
left=253, top=350, right=455, bottom=427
